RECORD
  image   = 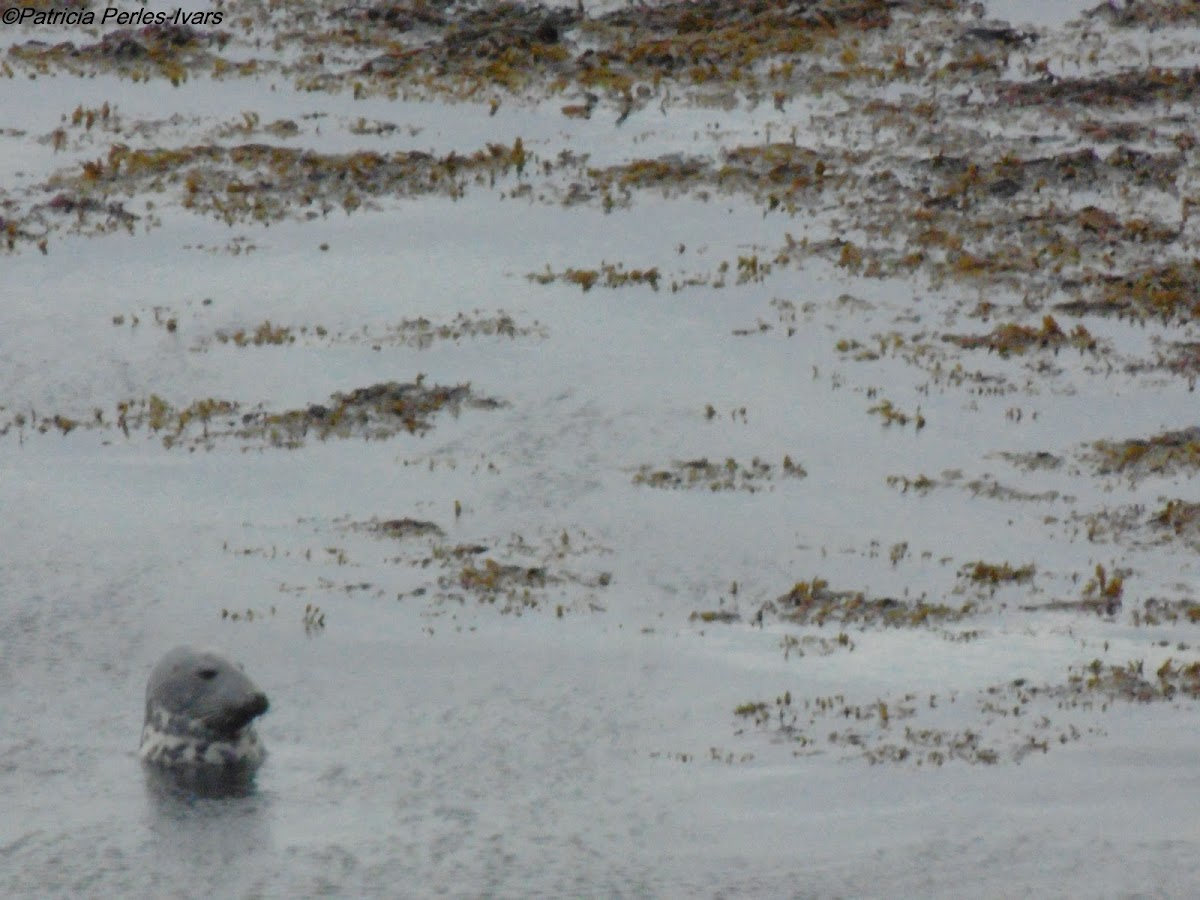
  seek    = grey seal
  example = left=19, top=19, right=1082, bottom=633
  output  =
left=140, top=646, right=269, bottom=773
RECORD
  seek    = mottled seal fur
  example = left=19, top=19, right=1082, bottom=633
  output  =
left=140, top=646, right=269, bottom=772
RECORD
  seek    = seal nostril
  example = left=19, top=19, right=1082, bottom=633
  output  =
left=198, top=668, right=219, bottom=680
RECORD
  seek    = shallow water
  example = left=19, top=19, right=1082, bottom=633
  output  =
left=4, top=0, right=1200, bottom=896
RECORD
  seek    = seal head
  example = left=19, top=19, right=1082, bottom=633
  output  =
left=140, top=646, right=269, bottom=772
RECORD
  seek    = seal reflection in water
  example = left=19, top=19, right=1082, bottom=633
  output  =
left=140, top=646, right=269, bottom=798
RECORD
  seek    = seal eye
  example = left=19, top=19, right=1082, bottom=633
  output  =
left=197, top=668, right=219, bottom=681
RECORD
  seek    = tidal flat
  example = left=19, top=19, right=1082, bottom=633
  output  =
left=3, top=1, right=1200, bottom=896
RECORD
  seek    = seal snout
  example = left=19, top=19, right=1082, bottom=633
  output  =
left=249, top=691, right=269, bottom=717
left=207, top=690, right=270, bottom=738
